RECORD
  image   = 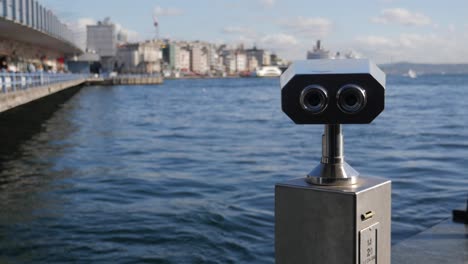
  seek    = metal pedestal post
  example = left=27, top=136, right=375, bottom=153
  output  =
left=307, top=124, right=359, bottom=186
left=275, top=125, right=391, bottom=264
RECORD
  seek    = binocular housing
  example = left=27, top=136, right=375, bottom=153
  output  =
left=281, top=59, right=385, bottom=124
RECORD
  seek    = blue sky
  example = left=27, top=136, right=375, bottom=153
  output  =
left=41, top=0, right=468, bottom=63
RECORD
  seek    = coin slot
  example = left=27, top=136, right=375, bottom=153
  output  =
left=361, top=211, right=375, bottom=221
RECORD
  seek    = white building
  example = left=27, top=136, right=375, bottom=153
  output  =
left=174, top=43, right=191, bottom=71
left=116, top=40, right=162, bottom=73
left=221, top=50, right=236, bottom=74
left=248, top=56, right=259, bottom=71
left=207, top=43, right=223, bottom=73
left=190, top=43, right=209, bottom=74
left=86, top=18, right=120, bottom=71
left=262, top=51, right=271, bottom=66
left=87, top=18, right=117, bottom=57
left=246, top=47, right=271, bottom=68
left=235, top=51, right=247, bottom=72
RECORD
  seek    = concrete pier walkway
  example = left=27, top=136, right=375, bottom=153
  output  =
left=392, top=219, right=467, bottom=263
left=86, top=75, right=164, bottom=86
left=0, top=78, right=86, bottom=113
left=0, top=73, right=164, bottom=114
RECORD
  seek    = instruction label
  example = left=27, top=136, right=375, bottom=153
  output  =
left=360, top=223, right=379, bottom=264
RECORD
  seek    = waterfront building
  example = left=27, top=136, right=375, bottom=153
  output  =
left=235, top=51, right=247, bottom=72
left=216, top=45, right=228, bottom=73
left=220, top=49, right=236, bottom=74
left=162, top=41, right=176, bottom=70
left=161, top=41, right=191, bottom=72
left=227, top=58, right=236, bottom=74
left=86, top=18, right=117, bottom=71
left=116, top=40, right=162, bottom=74
left=270, top=53, right=281, bottom=65
left=87, top=18, right=117, bottom=57
left=175, top=43, right=191, bottom=71
left=163, top=40, right=283, bottom=76
left=246, top=46, right=271, bottom=68
left=0, top=0, right=80, bottom=72
left=248, top=56, right=259, bottom=72
left=262, top=51, right=271, bottom=66
left=207, top=43, right=222, bottom=73
left=190, top=42, right=209, bottom=74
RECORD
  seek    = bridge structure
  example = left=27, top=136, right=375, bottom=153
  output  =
left=0, top=0, right=86, bottom=114
left=0, top=0, right=82, bottom=68
left=0, top=1, right=164, bottom=115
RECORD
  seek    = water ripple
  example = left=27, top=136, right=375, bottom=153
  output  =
left=0, top=76, right=466, bottom=263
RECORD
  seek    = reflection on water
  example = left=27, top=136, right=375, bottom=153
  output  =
left=0, top=77, right=466, bottom=263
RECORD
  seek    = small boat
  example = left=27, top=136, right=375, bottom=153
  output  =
left=162, top=70, right=171, bottom=78
left=256, top=66, right=282, bottom=77
left=406, top=69, right=417, bottom=79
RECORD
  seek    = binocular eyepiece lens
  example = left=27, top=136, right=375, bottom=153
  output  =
left=300, top=85, right=328, bottom=114
left=337, top=84, right=367, bottom=114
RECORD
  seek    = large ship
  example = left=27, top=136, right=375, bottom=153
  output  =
left=307, top=40, right=331, bottom=60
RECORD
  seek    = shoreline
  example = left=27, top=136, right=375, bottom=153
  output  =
left=165, top=76, right=279, bottom=80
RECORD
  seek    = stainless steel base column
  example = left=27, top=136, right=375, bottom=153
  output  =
left=275, top=177, right=391, bottom=264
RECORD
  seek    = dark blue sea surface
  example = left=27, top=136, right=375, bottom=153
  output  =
left=0, top=75, right=466, bottom=263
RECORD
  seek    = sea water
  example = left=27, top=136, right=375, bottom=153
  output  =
left=0, top=76, right=466, bottom=263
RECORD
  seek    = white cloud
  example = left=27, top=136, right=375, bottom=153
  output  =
left=222, top=28, right=301, bottom=59
left=222, top=26, right=256, bottom=36
left=221, top=17, right=331, bottom=60
left=371, top=8, right=431, bottom=26
left=280, top=17, right=332, bottom=38
left=260, top=33, right=298, bottom=48
left=153, top=6, right=184, bottom=17
left=67, top=17, right=141, bottom=50
left=448, top=24, right=456, bottom=33
left=353, top=32, right=468, bottom=63
left=67, top=17, right=96, bottom=50
left=225, top=31, right=298, bottom=49
left=114, top=23, right=141, bottom=42
left=256, top=33, right=301, bottom=59
left=355, top=35, right=399, bottom=48
left=259, top=0, right=275, bottom=8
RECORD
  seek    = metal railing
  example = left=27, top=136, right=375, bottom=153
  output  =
left=0, top=72, right=86, bottom=94
left=104, top=73, right=162, bottom=79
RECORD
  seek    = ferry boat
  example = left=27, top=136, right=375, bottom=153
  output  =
left=255, top=66, right=282, bottom=77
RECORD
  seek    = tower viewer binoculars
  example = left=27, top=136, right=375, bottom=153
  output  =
left=280, top=59, right=385, bottom=124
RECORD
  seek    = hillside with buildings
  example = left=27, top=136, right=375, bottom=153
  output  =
left=68, top=18, right=286, bottom=78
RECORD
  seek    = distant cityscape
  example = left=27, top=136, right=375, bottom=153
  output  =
left=66, top=18, right=287, bottom=78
